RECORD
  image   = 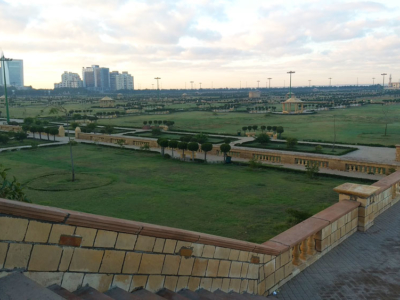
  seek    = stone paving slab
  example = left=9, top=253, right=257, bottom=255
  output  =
left=274, top=201, right=400, bottom=300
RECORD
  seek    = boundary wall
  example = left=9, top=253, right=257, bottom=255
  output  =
left=1, top=172, right=399, bottom=296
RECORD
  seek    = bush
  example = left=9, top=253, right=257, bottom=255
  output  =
left=248, top=159, right=263, bottom=169
left=255, top=133, right=270, bottom=145
left=286, top=137, right=298, bottom=149
left=152, top=128, right=161, bottom=136
left=305, top=161, right=319, bottom=179
left=164, top=154, right=171, bottom=159
left=315, top=145, right=323, bottom=153
left=0, top=164, right=30, bottom=202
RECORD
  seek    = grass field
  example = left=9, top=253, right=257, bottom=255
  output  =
left=0, top=137, right=54, bottom=148
left=1, top=144, right=369, bottom=243
left=237, top=141, right=357, bottom=156
left=96, top=105, right=400, bottom=146
left=125, top=131, right=236, bottom=144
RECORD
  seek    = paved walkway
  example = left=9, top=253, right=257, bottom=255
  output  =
left=275, top=201, right=400, bottom=300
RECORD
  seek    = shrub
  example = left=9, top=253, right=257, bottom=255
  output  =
left=286, top=137, right=298, bottom=149
left=315, top=145, right=323, bottom=153
left=0, top=164, right=30, bottom=202
left=255, top=133, right=270, bottom=145
left=305, top=161, right=319, bottom=179
left=164, top=153, right=171, bottom=159
left=152, top=128, right=161, bottom=136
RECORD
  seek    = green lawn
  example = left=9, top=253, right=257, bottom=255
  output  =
left=125, top=131, right=235, bottom=144
left=97, top=105, right=400, bottom=146
left=237, top=141, right=357, bottom=156
left=1, top=144, right=369, bottom=243
left=0, top=138, right=54, bottom=148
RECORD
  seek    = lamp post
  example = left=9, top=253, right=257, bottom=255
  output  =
left=308, top=80, right=311, bottom=88
left=381, top=73, right=387, bottom=93
left=0, top=52, right=12, bottom=124
left=199, top=82, right=202, bottom=89
left=257, top=80, right=260, bottom=88
left=190, top=81, right=194, bottom=89
left=329, top=77, right=332, bottom=86
left=287, top=71, right=295, bottom=98
left=154, top=77, right=161, bottom=102
left=268, top=78, right=272, bottom=88
left=372, top=77, right=375, bottom=85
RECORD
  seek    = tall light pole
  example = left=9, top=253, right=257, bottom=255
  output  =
left=268, top=78, right=272, bottom=88
left=308, top=80, right=311, bottom=87
left=329, top=77, right=332, bottom=86
left=190, top=81, right=194, bottom=89
left=154, top=77, right=161, bottom=102
left=372, top=77, right=375, bottom=85
left=199, top=82, right=202, bottom=89
left=287, top=71, right=295, bottom=98
left=240, top=81, right=241, bottom=89
left=381, top=73, right=387, bottom=93
left=0, top=52, right=12, bottom=124
left=257, top=80, right=260, bottom=89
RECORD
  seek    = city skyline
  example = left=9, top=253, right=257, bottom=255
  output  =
left=1, top=0, right=400, bottom=89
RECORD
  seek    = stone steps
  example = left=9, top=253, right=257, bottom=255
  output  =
left=0, top=272, right=277, bottom=300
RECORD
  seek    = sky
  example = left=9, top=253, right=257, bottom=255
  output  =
left=1, top=0, right=400, bottom=89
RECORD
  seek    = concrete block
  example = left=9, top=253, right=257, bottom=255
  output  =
left=247, top=263, right=258, bottom=279
left=131, top=275, right=148, bottom=291
left=163, top=239, right=177, bottom=254
left=4, top=243, right=32, bottom=269
left=153, top=238, right=165, bottom=253
left=221, top=278, right=230, bottom=292
left=176, top=276, right=189, bottom=290
left=100, top=250, right=125, bottom=273
left=138, top=253, right=165, bottom=274
left=217, top=260, right=231, bottom=277
left=241, top=263, right=249, bottom=278
left=211, top=278, right=223, bottom=292
left=238, top=251, right=250, bottom=262
left=59, top=248, right=74, bottom=272
left=24, top=221, right=52, bottom=243
left=61, top=273, right=84, bottom=292
left=214, top=247, right=230, bottom=260
left=162, top=255, right=181, bottom=275
left=146, top=275, right=165, bottom=292
left=0, top=217, right=28, bottom=242
left=24, top=272, right=63, bottom=287
left=48, top=224, right=75, bottom=244
left=28, top=245, right=62, bottom=271
left=69, top=248, right=104, bottom=272
left=202, top=245, right=216, bottom=258
left=229, top=249, right=240, bottom=261
left=229, top=261, right=242, bottom=278
left=178, top=257, right=195, bottom=276
left=229, top=278, right=241, bottom=293
left=192, top=258, right=208, bottom=276
left=206, top=259, right=219, bottom=277
left=240, top=279, right=249, bottom=293
left=122, top=252, right=142, bottom=274
left=75, top=227, right=97, bottom=247
left=135, top=236, right=156, bottom=252
left=164, top=276, right=178, bottom=291
left=187, top=277, right=200, bottom=291
left=191, top=243, right=204, bottom=257
left=115, top=233, right=137, bottom=250
left=200, top=277, right=212, bottom=290
left=94, top=230, right=117, bottom=248
left=112, top=275, right=132, bottom=291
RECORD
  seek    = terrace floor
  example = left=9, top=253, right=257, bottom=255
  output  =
left=275, top=201, right=400, bottom=300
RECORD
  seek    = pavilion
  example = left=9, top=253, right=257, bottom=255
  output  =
left=282, top=95, right=304, bottom=114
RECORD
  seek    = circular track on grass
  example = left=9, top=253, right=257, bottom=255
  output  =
left=25, top=172, right=114, bottom=191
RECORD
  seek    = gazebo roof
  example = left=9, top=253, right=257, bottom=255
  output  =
left=284, top=96, right=303, bottom=103
left=100, top=96, right=114, bottom=101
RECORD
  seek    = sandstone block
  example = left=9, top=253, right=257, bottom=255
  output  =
left=146, top=275, right=165, bottom=292
left=24, top=272, right=63, bottom=287
left=135, top=236, right=156, bottom=252
left=24, top=221, right=52, bottom=243
left=229, top=278, right=241, bottom=293
left=175, top=241, right=191, bottom=252
left=28, top=245, right=62, bottom=271
left=4, top=243, right=32, bottom=269
left=331, top=220, right=338, bottom=232
left=0, top=243, right=8, bottom=269
left=274, top=267, right=284, bottom=284
left=263, top=254, right=272, bottom=263
left=238, top=251, right=250, bottom=262
left=284, top=261, right=293, bottom=277
left=162, top=255, right=181, bottom=275
left=115, top=233, right=137, bottom=250
left=228, top=249, right=240, bottom=261
left=202, top=245, right=216, bottom=258
left=258, top=279, right=266, bottom=295
left=0, top=217, right=28, bottom=242
left=61, top=273, right=84, bottom=292
left=131, top=275, right=148, bottom=291
left=200, top=277, right=212, bottom=290
left=48, top=224, right=75, bottom=244
left=176, top=276, right=189, bottom=290
left=163, top=239, right=177, bottom=254
left=112, top=275, right=132, bottom=291
left=229, top=261, right=242, bottom=278
left=280, top=250, right=291, bottom=266
left=59, top=248, right=74, bottom=271
left=211, top=278, right=223, bottom=292
left=217, top=260, right=231, bottom=277
left=316, top=236, right=331, bottom=252
left=192, top=243, right=204, bottom=257
left=187, top=277, right=200, bottom=291
left=75, top=227, right=97, bottom=247
left=214, top=247, right=230, bottom=260
left=241, top=263, right=249, bottom=278
left=82, top=274, right=113, bottom=292
left=221, top=278, right=230, bottom=292
left=69, top=248, right=104, bottom=272
left=240, top=279, right=248, bottom=293
left=94, top=230, right=118, bottom=248
left=265, top=273, right=275, bottom=291
left=192, top=258, right=208, bottom=276
left=206, top=259, right=219, bottom=277
left=153, top=238, right=165, bottom=253
left=247, top=263, right=258, bottom=279
left=164, top=276, right=178, bottom=291
left=264, top=259, right=275, bottom=277
left=178, top=257, right=195, bottom=275
left=122, top=252, right=142, bottom=274
left=138, top=253, right=165, bottom=274
left=100, top=250, right=125, bottom=273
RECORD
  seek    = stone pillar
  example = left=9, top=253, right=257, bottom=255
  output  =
left=58, top=126, right=65, bottom=137
left=75, top=127, right=81, bottom=138
left=333, top=183, right=380, bottom=232
left=396, top=145, right=400, bottom=162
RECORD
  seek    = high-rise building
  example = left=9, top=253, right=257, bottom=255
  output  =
left=110, top=71, right=134, bottom=90
left=0, top=59, right=24, bottom=87
left=82, top=65, right=110, bottom=91
left=54, top=71, right=83, bottom=88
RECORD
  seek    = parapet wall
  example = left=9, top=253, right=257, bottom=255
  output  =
left=1, top=172, right=399, bottom=295
left=77, top=132, right=158, bottom=148
left=0, top=124, right=22, bottom=132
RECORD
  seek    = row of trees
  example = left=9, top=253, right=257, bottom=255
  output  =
left=143, top=120, right=175, bottom=126
left=157, top=138, right=232, bottom=162
left=242, top=125, right=284, bottom=138
left=21, top=125, right=59, bottom=141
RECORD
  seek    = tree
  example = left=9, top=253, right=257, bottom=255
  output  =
left=261, top=125, right=266, bottom=132
left=30, top=125, right=37, bottom=139
left=23, top=117, right=34, bottom=125
left=220, top=143, right=231, bottom=162
left=86, top=123, right=96, bottom=133
left=267, top=126, right=272, bottom=132
left=178, top=142, right=188, bottom=160
left=193, top=133, right=208, bottom=144
left=0, top=164, right=30, bottom=203
left=143, top=121, right=148, bottom=125
left=247, top=125, right=252, bottom=131
left=252, top=125, right=258, bottom=131
left=168, top=140, right=178, bottom=158
left=104, top=125, right=114, bottom=134
left=255, top=133, right=270, bottom=145
left=149, top=120, right=153, bottom=125
left=0, top=134, right=9, bottom=145
left=201, top=143, right=213, bottom=162
left=286, top=137, right=298, bottom=149
left=70, top=122, right=79, bottom=130
left=180, top=135, right=192, bottom=142
left=157, top=138, right=169, bottom=156
left=305, top=161, right=319, bottom=179
left=14, top=132, right=28, bottom=142
left=242, top=126, right=247, bottom=133
left=152, top=128, right=161, bottom=136
left=276, top=126, right=284, bottom=138
left=272, top=126, right=277, bottom=132
left=36, top=126, right=44, bottom=140
left=115, top=139, right=126, bottom=149
left=49, top=128, right=59, bottom=141
left=44, top=127, right=51, bottom=140
left=187, top=142, right=199, bottom=161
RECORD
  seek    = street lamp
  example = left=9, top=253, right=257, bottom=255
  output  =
left=287, top=71, right=295, bottom=98
left=190, top=81, right=194, bottom=89
left=329, top=77, right=332, bottom=86
left=257, top=80, right=260, bottom=88
left=372, top=77, right=375, bottom=85
left=308, top=80, right=311, bottom=88
left=154, top=77, right=161, bottom=102
left=268, top=78, right=272, bottom=88
left=381, top=73, right=387, bottom=93
left=199, top=82, right=202, bottom=89
left=0, top=52, right=12, bottom=124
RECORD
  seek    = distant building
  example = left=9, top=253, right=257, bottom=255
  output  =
left=388, top=74, right=400, bottom=89
left=54, top=72, right=83, bottom=88
left=0, top=59, right=24, bottom=87
left=82, top=65, right=110, bottom=91
left=249, top=91, right=261, bottom=98
left=99, top=96, right=115, bottom=108
left=110, top=71, right=134, bottom=90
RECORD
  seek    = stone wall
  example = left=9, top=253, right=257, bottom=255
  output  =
left=396, top=145, right=400, bottom=162
left=0, top=124, right=22, bottom=132
left=1, top=172, right=400, bottom=296
left=76, top=132, right=158, bottom=148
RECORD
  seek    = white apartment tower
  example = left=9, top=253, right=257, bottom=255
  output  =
left=54, top=72, right=83, bottom=88
left=110, top=71, right=134, bottom=90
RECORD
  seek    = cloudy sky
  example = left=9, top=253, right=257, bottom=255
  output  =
left=1, top=0, right=399, bottom=89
